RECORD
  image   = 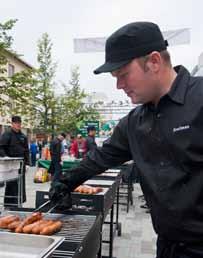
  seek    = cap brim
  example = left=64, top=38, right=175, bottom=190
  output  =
left=93, top=60, right=131, bottom=74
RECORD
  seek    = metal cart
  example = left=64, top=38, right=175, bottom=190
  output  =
left=0, top=157, right=24, bottom=208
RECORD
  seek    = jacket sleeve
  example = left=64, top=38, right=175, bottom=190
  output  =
left=61, top=116, right=132, bottom=191
left=0, top=132, right=11, bottom=157
left=24, top=136, right=30, bottom=165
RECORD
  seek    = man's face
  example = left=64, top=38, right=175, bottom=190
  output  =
left=111, top=55, right=160, bottom=104
left=89, top=130, right=96, bottom=137
left=12, top=122, right=21, bottom=132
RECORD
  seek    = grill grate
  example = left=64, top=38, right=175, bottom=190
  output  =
left=0, top=212, right=98, bottom=258
left=51, top=250, right=74, bottom=258
left=54, top=215, right=96, bottom=240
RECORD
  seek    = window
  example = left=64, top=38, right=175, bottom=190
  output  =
left=8, top=64, right=15, bottom=77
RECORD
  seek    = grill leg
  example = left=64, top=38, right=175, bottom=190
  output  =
left=109, top=204, right=114, bottom=258
left=116, top=186, right=122, bottom=236
left=116, top=186, right=119, bottom=227
left=98, top=229, right=102, bottom=258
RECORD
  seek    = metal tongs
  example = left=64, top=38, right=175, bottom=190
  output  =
left=34, top=190, right=72, bottom=215
left=34, top=200, right=59, bottom=214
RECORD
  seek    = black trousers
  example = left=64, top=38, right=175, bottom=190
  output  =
left=4, top=165, right=26, bottom=206
left=156, top=236, right=203, bottom=258
left=31, top=153, right=36, bottom=166
left=49, top=159, right=62, bottom=182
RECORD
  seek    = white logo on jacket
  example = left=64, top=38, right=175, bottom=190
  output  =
left=173, top=125, right=190, bottom=133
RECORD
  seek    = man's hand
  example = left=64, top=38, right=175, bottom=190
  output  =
left=56, top=192, right=72, bottom=210
left=49, top=181, right=69, bottom=203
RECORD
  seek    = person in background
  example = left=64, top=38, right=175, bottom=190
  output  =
left=65, top=132, right=71, bottom=153
left=69, top=135, right=77, bottom=158
left=50, top=21, right=203, bottom=257
left=37, top=140, right=43, bottom=159
left=48, top=133, right=66, bottom=182
left=77, top=134, right=87, bottom=159
left=30, top=138, right=38, bottom=167
left=85, top=126, right=97, bottom=153
left=70, top=134, right=86, bottom=159
left=0, top=115, right=29, bottom=206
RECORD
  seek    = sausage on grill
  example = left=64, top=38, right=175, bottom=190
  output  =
left=0, top=215, right=20, bottom=229
left=74, top=185, right=103, bottom=194
left=95, top=187, right=103, bottom=193
left=7, top=220, right=22, bottom=231
left=24, top=212, right=42, bottom=224
left=31, top=220, right=54, bottom=234
left=40, top=221, right=62, bottom=235
left=22, top=219, right=44, bottom=234
left=15, top=212, right=43, bottom=233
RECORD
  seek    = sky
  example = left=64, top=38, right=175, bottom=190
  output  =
left=1, top=0, right=202, bottom=101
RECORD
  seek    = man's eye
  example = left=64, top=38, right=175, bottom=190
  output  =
left=120, top=72, right=128, bottom=79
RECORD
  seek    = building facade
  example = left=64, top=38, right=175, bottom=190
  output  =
left=0, top=49, right=33, bottom=135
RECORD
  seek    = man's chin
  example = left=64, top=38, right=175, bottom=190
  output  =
left=130, top=96, right=144, bottom=105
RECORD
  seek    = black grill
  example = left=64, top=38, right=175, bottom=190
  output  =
left=50, top=214, right=101, bottom=258
left=71, top=180, right=118, bottom=219
left=0, top=210, right=101, bottom=258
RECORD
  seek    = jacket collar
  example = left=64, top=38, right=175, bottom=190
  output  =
left=167, top=65, right=190, bottom=105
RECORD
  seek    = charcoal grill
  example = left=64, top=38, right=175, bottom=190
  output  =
left=35, top=178, right=119, bottom=258
left=71, top=180, right=117, bottom=219
left=0, top=210, right=101, bottom=258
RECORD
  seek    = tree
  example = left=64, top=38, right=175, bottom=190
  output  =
left=33, top=33, right=57, bottom=135
left=0, top=19, right=36, bottom=119
left=57, top=66, right=100, bottom=134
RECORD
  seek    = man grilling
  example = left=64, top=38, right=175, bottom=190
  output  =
left=50, top=22, right=203, bottom=257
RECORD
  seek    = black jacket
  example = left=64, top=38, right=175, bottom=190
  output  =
left=86, top=135, right=97, bottom=152
left=0, top=128, right=29, bottom=165
left=65, top=66, right=203, bottom=242
left=50, top=138, right=62, bottom=161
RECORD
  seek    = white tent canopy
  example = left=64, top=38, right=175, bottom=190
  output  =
left=74, top=28, right=190, bottom=53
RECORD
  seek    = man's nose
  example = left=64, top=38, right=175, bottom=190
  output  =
left=116, top=79, right=125, bottom=90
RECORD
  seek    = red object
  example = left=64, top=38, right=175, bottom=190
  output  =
left=70, top=139, right=87, bottom=158
left=70, top=140, right=78, bottom=157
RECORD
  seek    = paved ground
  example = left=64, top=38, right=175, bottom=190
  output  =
left=1, top=167, right=157, bottom=258
left=102, top=183, right=157, bottom=258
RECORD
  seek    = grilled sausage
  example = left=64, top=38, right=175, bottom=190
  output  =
left=15, top=222, right=25, bottom=233
left=0, top=215, right=13, bottom=222
left=22, top=219, right=44, bottom=234
left=95, top=187, right=103, bottom=193
left=87, top=188, right=94, bottom=194
left=74, top=185, right=103, bottom=194
left=24, top=212, right=42, bottom=225
left=91, top=187, right=97, bottom=194
left=40, top=221, right=62, bottom=235
left=7, top=220, right=22, bottom=231
left=74, top=186, right=82, bottom=192
left=31, top=220, right=53, bottom=234
left=0, top=215, right=20, bottom=229
left=83, top=185, right=92, bottom=194
left=15, top=212, right=43, bottom=233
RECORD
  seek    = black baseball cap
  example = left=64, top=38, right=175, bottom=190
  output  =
left=87, top=126, right=96, bottom=132
left=11, top=116, right=22, bottom=123
left=94, top=22, right=168, bottom=74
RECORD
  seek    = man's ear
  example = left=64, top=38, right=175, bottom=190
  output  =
left=147, top=51, right=161, bottom=72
